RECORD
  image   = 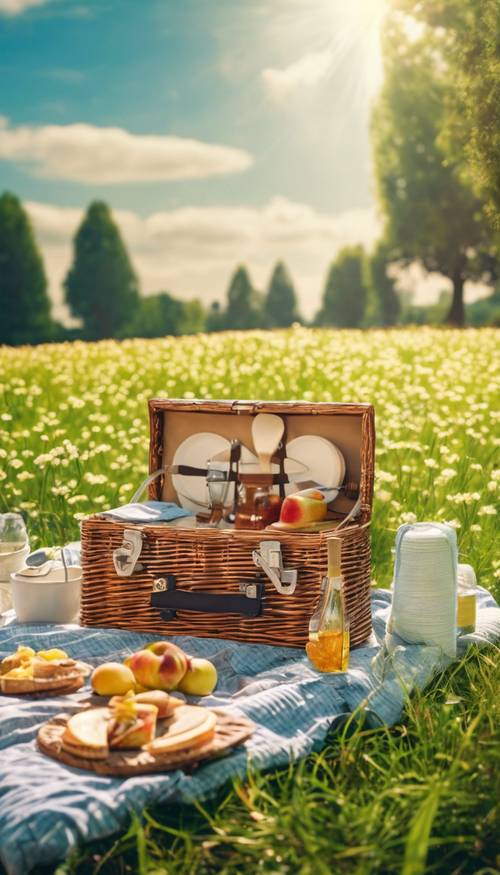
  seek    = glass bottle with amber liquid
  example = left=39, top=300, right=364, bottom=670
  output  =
left=306, top=538, right=349, bottom=672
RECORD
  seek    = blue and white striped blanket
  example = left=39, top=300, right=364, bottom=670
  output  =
left=0, top=587, right=498, bottom=875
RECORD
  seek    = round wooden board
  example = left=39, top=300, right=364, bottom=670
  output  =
left=37, top=710, right=255, bottom=776
left=0, top=662, right=92, bottom=698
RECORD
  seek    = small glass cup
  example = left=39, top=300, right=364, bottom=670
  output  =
left=0, top=513, right=28, bottom=555
left=206, top=463, right=230, bottom=527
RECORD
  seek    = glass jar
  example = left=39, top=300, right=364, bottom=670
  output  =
left=0, top=513, right=28, bottom=554
left=457, top=563, right=477, bottom=635
left=235, top=474, right=282, bottom=530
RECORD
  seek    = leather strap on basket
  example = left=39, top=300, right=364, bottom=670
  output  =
left=276, top=416, right=287, bottom=500
left=131, top=465, right=292, bottom=504
left=151, top=575, right=264, bottom=620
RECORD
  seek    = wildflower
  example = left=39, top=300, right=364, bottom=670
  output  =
left=401, top=512, right=417, bottom=524
left=478, top=506, right=497, bottom=516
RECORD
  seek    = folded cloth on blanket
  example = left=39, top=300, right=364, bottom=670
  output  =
left=100, top=500, right=191, bottom=523
left=0, top=587, right=498, bottom=875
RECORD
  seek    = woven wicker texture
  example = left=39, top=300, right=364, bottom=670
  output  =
left=81, top=522, right=372, bottom=647
left=81, top=399, right=374, bottom=648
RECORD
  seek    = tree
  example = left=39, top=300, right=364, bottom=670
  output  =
left=367, top=243, right=401, bottom=326
left=206, top=301, right=225, bottom=333
left=264, top=261, right=300, bottom=327
left=316, top=245, right=368, bottom=327
left=224, top=265, right=263, bottom=330
left=371, top=17, right=496, bottom=326
left=396, top=0, right=500, bottom=229
left=65, top=201, right=139, bottom=340
left=178, top=298, right=206, bottom=335
left=0, top=191, right=51, bottom=345
left=119, top=293, right=206, bottom=338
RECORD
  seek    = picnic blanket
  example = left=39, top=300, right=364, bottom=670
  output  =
left=0, top=587, right=499, bottom=875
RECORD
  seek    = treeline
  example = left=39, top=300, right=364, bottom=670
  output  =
left=0, top=190, right=498, bottom=347
left=0, top=190, right=399, bottom=345
left=1, top=0, right=499, bottom=345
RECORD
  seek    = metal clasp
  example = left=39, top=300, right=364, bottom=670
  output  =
left=252, top=541, right=297, bottom=595
left=113, top=529, right=145, bottom=577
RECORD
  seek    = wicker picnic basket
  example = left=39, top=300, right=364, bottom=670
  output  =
left=80, top=399, right=375, bottom=648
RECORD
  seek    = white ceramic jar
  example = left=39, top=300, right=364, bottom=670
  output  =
left=10, top=565, right=82, bottom=624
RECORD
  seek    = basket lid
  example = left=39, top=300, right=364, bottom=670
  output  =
left=148, top=399, right=375, bottom=523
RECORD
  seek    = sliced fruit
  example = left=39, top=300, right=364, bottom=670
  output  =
left=109, top=690, right=182, bottom=720
left=0, top=645, right=35, bottom=674
left=62, top=708, right=109, bottom=760
left=146, top=705, right=217, bottom=755
left=2, top=664, right=33, bottom=679
left=36, top=649, right=68, bottom=661
left=110, top=704, right=158, bottom=749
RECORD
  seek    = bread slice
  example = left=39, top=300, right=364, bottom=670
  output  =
left=32, top=657, right=79, bottom=679
left=62, top=708, right=110, bottom=760
left=146, top=705, right=217, bottom=755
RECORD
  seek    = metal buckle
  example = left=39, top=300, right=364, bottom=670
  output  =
left=252, top=541, right=297, bottom=595
left=112, top=529, right=145, bottom=577
left=238, top=581, right=262, bottom=600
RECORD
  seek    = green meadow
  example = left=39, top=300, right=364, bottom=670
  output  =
left=1, top=327, right=499, bottom=874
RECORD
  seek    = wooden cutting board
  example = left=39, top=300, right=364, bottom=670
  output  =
left=37, top=709, right=255, bottom=776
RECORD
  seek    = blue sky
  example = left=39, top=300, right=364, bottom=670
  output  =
left=2, top=0, right=437, bottom=320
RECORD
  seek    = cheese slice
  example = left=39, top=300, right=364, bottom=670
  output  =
left=146, top=705, right=217, bottom=755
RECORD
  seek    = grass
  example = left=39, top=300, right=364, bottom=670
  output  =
left=52, top=646, right=499, bottom=875
left=1, top=327, right=499, bottom=873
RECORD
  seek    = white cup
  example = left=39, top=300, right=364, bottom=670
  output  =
left=11, top=565, right=82, bottom=624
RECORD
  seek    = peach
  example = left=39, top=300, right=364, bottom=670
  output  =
left=125, top=647, right=188, bottom=691
left=279, top=493, right=327, bottom=528
left=91, top=662, right=136, bottom=696
left=177, top=658, right=218, bottom=696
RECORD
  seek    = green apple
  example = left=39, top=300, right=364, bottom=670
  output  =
left=177, top=657, right=217, bottom=696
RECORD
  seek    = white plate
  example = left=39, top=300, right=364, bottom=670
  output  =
left=285, top=436, right=345, bottom=497
left=172, top=434, right=258, bottom=512
left=172, top=433, right=229, bottom=512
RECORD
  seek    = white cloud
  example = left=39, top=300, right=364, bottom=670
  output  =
left=0, top=118, right=253, bottom=184
left=262, top=49, right=333, bottom=101
left=0, top=0, right=51, bottom=14
left=25, top=197, right=381, bottom=322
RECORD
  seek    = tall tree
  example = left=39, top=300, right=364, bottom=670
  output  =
left=206, top=301, right=225, bottom=333
left=65, top=201, right=139, bottom=340
left=367, top=242, right=401, bottom=326
left=316, top=245, right=368, bottom=327
left=264, top=261, right=300, bottom=327
left=371, top=17, right=495, bottom=326
left=0, top=191, right=51, bottom=345
left=397, top=0, right=500, bottom=230
left=224, top=265, right=262, bottom=330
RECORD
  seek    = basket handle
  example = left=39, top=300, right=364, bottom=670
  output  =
left=150, top=575, right=264, bottom=620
